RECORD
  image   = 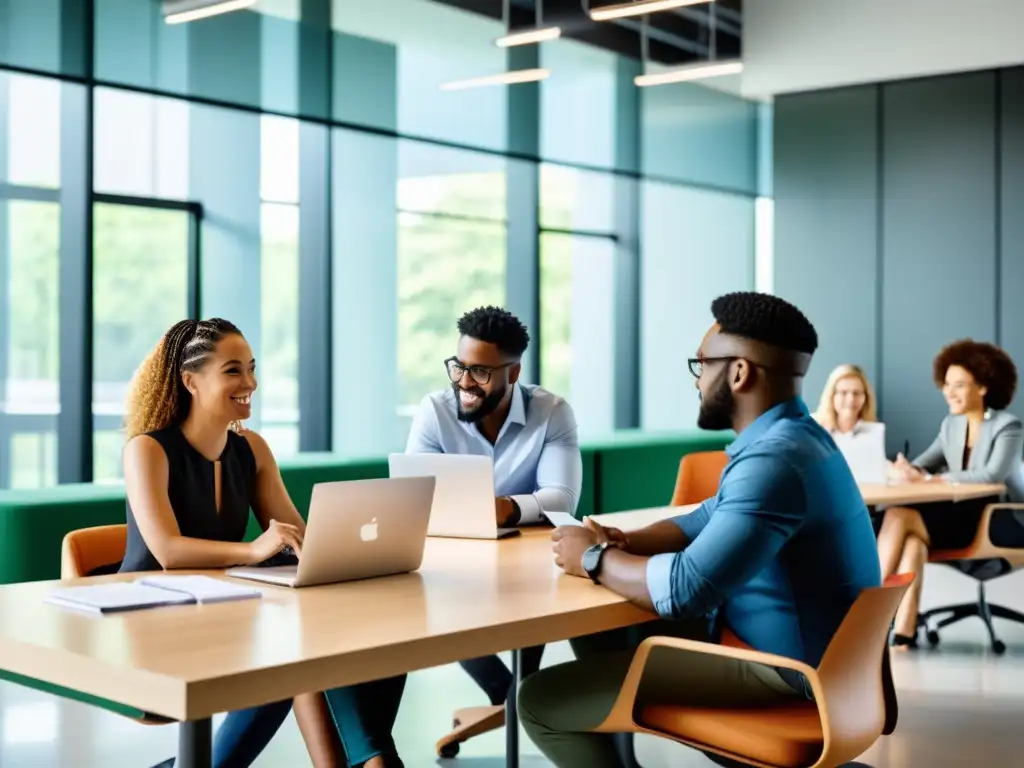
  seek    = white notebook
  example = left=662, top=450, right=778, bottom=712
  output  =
left=46, top=576, right=262, bottom=614
left=137, top=575, right=263, bottom=604
left=46, top=583, right=196, bottom=614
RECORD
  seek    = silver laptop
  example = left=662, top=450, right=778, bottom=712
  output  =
left=840, top=423, right=889, bottom=484
left=388, top=453, right=519, bottom=539
left=225, top=476, right=435, bottom=588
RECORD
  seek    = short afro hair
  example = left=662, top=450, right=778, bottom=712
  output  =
left=457, top=306, right=530, bottom=357
left=710, top=292, right=818, bottom=355
left=933, top=339, right=1017, bottom=410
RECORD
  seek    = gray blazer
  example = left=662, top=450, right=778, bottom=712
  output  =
left=912, top=409, right=1024, bottom=502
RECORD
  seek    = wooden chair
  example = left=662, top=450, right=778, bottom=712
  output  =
left=61, top=524, right=128, bottom=579
left=671, top=450, right=730, bottom=506
left=60, top=524, right=171, bottom=726
left=591, top=573, right=913, bottom=768
left=919, top=503, right=1024, bottom=655
left=436, top=450, right=732, bottom=758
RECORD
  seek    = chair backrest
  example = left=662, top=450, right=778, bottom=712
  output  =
left=670, top=451, right=729, bottom=506
left=61, top=524, right=128, bottom=579
left=814, top=573, right=913, bottom=761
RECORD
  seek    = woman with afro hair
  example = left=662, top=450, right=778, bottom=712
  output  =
left=878, top=339, right=1024, bottom=648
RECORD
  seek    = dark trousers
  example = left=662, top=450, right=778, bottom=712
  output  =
left=459, top=646, right=545, bottom=706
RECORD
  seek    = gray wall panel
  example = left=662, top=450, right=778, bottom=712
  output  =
left=881, top=72, right=998, bottom=457
left=1001, top=68, right=1024, bottom=401
left=773, top=87, right=879, bottom=411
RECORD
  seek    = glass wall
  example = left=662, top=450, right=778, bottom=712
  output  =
left=0, top=1, right=764, bottom=488
left=640, top=182, right=756, bottom=430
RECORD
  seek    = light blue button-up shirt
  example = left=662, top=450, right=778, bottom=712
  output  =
left=405, top=384, right=582, bottom=524
left=646, top=398, right=881, bottom=671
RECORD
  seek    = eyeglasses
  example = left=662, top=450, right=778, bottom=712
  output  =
left=687, top=356, right=739, bottom=379
left=445, top=357, right=516, bottom=386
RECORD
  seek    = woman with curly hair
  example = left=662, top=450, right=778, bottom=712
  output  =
left=122, top=318, right=406, bottom=768
left=878, top=339, right=1024, bottom=648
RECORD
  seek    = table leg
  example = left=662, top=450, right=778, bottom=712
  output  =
left=505, top=648, right=521, bottom=768
left=178, top=717, right=213, bottom=768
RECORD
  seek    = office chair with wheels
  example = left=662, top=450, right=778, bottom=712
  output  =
left=592, top=574, right=912, bottom=768
left=919, top=503, right=1024, bottom=654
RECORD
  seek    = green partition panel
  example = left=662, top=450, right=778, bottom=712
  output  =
left=0, top=430, right=728, bottom=584
left=588, top=429, right=734, bottom=514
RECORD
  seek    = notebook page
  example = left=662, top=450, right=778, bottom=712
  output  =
left=138, top=575, right=263, bottom=604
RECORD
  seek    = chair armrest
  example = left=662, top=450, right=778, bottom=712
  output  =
left=931, top=503, right=1024, bottom=561
left=593, top=636, right=821, bottom=733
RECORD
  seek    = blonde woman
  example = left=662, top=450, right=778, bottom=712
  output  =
left=122, top=318, right=406, bottom=768
left=813, top=363, right=881, bottom=441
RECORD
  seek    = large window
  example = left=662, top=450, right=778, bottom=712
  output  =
left=539, top=165, right=617, bottom=434
left=396, top=141, right=507, bottom=411
left=91, top=203, right=192, bottom=483
left=0, top=200, right=60, bottom=489
left=259, top=116, right=301, bottom=456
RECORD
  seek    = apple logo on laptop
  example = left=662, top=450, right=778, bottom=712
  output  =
left=360, top=517, right=378, bottom=543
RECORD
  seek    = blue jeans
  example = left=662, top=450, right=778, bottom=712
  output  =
left=325, top=674, right=407, bottom=767
left=162, top=675, right=407, bottom=768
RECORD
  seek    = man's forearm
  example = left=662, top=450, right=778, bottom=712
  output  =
left=624, top=520, right=689, bottom=556
left=597, top=549, right=655, bottom=612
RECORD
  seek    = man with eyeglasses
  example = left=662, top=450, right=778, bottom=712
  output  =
left=516, top=291, right=882, bottom=768
left=405, top=305, right=582, bottom=718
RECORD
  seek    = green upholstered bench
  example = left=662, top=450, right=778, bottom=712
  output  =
left=0, top=431, right=731, bottom=585
left=582, top=429, right=734, bottom=514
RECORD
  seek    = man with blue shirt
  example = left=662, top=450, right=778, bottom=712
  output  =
left=406, top=306, right=582, bottom=710
left=518, top=291, right=882, bottom=768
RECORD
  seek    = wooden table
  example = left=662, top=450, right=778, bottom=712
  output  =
left=0, top=484, right=1003, bottom=766
left=0, top=513, right=666, bottom=768
left=859, top=481, right=1005, bottom=507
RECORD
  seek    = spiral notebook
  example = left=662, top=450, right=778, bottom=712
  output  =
left=46, top=576, right=262, bottom=615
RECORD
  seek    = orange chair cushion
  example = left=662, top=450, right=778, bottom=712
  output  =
left=639, top=701, right=823, bottom=768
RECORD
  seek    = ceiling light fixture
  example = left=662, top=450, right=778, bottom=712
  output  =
left=496, top=27, right=562, bottom=48
left=589, top=0, right=713, bottom=22
left=439, top=68, right=551, bottom=91
left=634, top=3, right=742, bottom=87
left=163, top=0, right=257, bottom=25
left=495, top=0, right=561, bottom=48
left=635, top=59, right=743, bottom=86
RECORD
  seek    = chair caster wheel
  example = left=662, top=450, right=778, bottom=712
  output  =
left=926, top=630, right=940, bottom=647
left=439, top=742, right=460, bottom=758
left=992, top=640, right=1007, bottom=655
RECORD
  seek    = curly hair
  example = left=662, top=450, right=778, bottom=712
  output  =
left=711, top=291, right=818, bottom=355
left=124, top=318, right=243, bottom=439
left=933, top=339, right=1018, bottom=411
left=456, top=306, right=530, bottom=357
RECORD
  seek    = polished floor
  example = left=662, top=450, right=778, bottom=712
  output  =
left=3, top=568, right=1024, bottom=767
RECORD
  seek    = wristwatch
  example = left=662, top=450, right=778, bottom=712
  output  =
left=582, top=542, right=611, bottom=585
left=502, top=497, right=522, bottom=527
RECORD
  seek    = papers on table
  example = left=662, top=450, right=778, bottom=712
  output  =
left=543, top=511, right=584, bottom=528
left=46, top=575, right=262, bottom=615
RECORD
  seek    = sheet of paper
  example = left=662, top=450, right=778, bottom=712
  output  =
left=543, top=511, right=584, bottom=528
left=138, top=575, right=263, bottom=604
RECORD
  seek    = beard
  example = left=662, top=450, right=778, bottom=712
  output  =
left=454, top=382, right=507, bottom=423
left=697, top=368, right=735, bottom=431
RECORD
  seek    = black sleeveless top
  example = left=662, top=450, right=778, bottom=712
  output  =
left=119, top=426, right=258, bottom=573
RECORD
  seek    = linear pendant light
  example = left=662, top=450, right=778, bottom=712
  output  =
left=163, top=0, right=257, bottom=25
left=590, top=0, right=713, bottom=22
left=635, top=59, right=743, bottom=86
left=496, top=27, right=562, bottom=48
left=495, top=0, right=561, bottom=48
left=440, top=68, right=551, bottom=91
